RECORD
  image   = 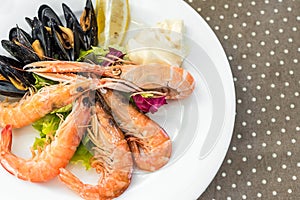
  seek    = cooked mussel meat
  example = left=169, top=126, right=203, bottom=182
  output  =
left=0, top=60, right=32, bottom=91
left=80, top=0, right=98, bottom=48
left=62, top=3, right=88, bottom=51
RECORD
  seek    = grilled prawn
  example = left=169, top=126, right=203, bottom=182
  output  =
left=99, top=90, right=172, bottom=172
left=25, top=60, right=195, bottom=99
left=0, top=93, right=92, bottom=182
left=59, top=100, right=133, bottom=199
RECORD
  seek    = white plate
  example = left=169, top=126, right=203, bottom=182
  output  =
left=0, top=0, right=236, bottom=199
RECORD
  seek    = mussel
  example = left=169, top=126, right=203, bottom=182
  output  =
left=2, top=26, right=40, bottom=64
left=38, top=4, right=63, bottom=27
left=0, top=0, right=99, bottom=97
left=0, top=81, right=26, bottom=97
left=80, top=0, right=98, bottom=48
left=0, top=56, right=33, bottom=96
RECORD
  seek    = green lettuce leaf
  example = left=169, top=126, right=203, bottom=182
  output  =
left=32, top=104, right=93, bottom=169
left=70, top=142, right=93, bottom=170
left=33, top=74, right=57, bottom=90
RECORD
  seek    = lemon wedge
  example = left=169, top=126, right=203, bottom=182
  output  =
left=96, top=0, right=130, bottom=47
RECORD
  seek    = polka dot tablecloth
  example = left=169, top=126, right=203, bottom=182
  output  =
left=184, top=0, right=300, bottom=199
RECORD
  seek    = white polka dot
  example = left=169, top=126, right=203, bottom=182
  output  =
left=277, top=177, right=282, bottom=182
left=247, top=181, right=252, bottom=186
left=252, top=168, right=256, bottom=173
left=272, top=191, right=277, bottom=196
left=272, top=153, right=277, bottom=158
left=267, top=166, right=272, bottom=171
left=224, top=4, right=229, bottom=9
left=292, top=176, right=297, bottom=180
left=242, top=195, right=247, bottom=199
left=216, top=185, right=222, bottom=190
left=260, top=10, right=265, bottom=15
left=261, top=179, right=267, bottom=184
left=282, top=164, right=287, bottom=169
left=232, top=183, right=237, bottom=188
left=222, top=172, right=227, bottom=177
left=256, top=85, right=261, bottom=90
left=257, top=155, right=262, bottom=160
left=257, top=193, right=262, bottom=198
left=288, top=189, right=292, bottom=193
left=210, top=6, right=215, bottom=10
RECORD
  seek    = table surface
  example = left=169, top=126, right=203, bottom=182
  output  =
left=183, top=0, right=300, bottom=199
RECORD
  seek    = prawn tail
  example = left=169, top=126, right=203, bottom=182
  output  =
left=59, top=168, right=103, bottom=200
left=0, top=125, right=13, bottom=152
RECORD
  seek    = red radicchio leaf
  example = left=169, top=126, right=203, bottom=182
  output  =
left=102, top=47, right=124, bottom=66
left=132, top=94, right=167, bottom=114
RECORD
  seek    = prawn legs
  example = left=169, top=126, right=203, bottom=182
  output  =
left=59, top=100, right=133, bottom=199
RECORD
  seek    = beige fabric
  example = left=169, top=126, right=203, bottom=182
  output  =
left=184, top=0, right=300, bottom=199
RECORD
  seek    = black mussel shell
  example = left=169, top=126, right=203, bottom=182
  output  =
left=0, top=80, right=26, bottom=97
left=38, top=4, right=63, bottom=27
left=9, top=26, right=33, bottom=45
left=62, top=3, right=88, bottom=51
left=0, top=60, right=33, bottom=90
left=80, top=0, right=98, bottom=48
left=1, top=40, right=40, bottom=64
left=0, top=55, right=23, bottom=69
left=31, top=17, right=52, bottom=58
